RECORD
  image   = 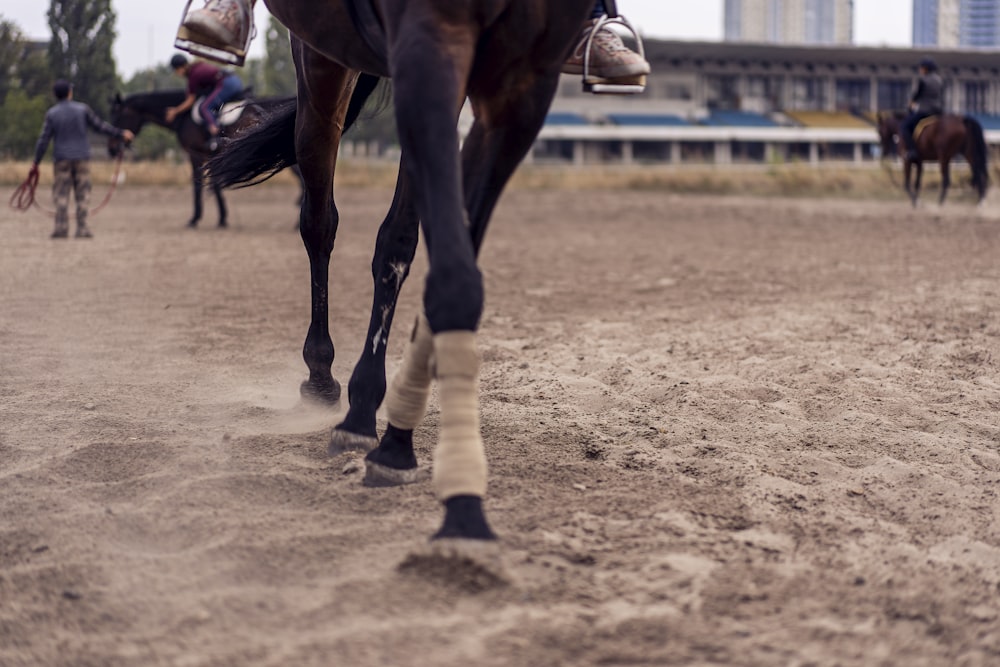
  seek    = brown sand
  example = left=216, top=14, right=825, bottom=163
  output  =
left=2, top=183, right=999, bottom=666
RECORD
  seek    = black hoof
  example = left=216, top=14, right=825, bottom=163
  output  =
left=328, top=428, right=378, bottom=457
left=363, top=460, right=427, bottom=487
left=186, top=221, right=198, bottom=228
left=433, top=496, right=496, bottom=541
left=363, top=425, right=422, bottom=486
left=300, top=378, right=341, bottom=405
left=218, top=221, right=228, bottom=229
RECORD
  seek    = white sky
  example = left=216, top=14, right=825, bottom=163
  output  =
left=2, top=0, right=914, bottom=79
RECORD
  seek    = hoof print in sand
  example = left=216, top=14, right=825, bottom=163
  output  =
left=398, top=539, right=511, bottom=592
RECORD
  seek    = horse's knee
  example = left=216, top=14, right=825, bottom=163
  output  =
left=425, top=263, right=484, bottom=333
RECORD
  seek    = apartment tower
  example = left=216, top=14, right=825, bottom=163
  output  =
left=724, top=0, right=854, bottom=44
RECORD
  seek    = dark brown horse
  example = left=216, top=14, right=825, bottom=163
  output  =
left=109, top=90, right=296, bottom=228
left=876, top=111, right=988, bottom=206
left=209, top=0, right=596, bottom=565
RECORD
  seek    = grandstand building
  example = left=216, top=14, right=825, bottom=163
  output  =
left=532, top=38, right=1000, bottom=165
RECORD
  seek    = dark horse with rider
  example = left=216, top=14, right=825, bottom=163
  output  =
left=877, top=57, right=988, bottom=206
left=108, top=54, right=301, bottom=228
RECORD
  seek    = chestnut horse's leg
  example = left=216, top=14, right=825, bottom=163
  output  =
left=939, top=158, right=951, bottom=206
left=291, top=37, right=361, bottom=404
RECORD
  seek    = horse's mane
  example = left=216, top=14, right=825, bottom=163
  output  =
left=123, top=89, right=188, bottom=112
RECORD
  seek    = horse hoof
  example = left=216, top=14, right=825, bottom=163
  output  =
left=398, top=538, right=511, bottom=591
left=186, top=221, right=198, bottom=228
left=300, top=379, right=341, bottom=405
left=328, top=428, right=377, bottom=457
left=363, top=459, right=427, bottom=487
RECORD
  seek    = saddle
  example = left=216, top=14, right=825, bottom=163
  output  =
left=191, top=87, right=252, bottom=128
left=914, top=115, right=940, bottom=141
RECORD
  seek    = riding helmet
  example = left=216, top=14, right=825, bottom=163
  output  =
left=919, top=57, right=938, bottom=71
left=170, top=53, right=189, bottom=70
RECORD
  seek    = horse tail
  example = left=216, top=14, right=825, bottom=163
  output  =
left=209, top=73, right=383, bottom=189
left=963, top=116, right=989, bottom=200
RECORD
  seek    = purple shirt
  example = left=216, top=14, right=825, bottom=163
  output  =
left=187, top=62, right=223, bottom=95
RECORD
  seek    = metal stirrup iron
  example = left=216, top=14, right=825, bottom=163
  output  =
left=582, top=13, right=647, bottom=95
left=174, top=0, right=255, bottom=67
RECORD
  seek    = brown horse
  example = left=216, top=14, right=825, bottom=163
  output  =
left=876, top=111, right=988, bottom=206
left=209, top=0, right=595, bottom=563
left=108, top=90, right=299, bottom=227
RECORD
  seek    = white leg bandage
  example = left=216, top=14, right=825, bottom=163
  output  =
left=431, top=331, right=487, bottom=500
left=384, top=314, right=434, bottom=430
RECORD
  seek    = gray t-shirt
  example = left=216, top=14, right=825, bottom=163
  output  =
left=911, top=73, right=944, bottom=115
left=33, top=99, right=124, bottom=164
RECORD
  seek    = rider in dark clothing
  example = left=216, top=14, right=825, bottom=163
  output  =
left=901, top=57, right=944, bottom=161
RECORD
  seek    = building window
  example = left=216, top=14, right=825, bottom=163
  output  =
left=878, top=80, right=911, bottom=111
left=791, top=77, right=827, bottom=111
left=835, top=78, right=871, bottom=111
left=966, top=81, right=989, bottom=114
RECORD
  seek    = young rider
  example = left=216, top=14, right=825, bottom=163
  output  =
left=165, top=53, right=244, bottom=152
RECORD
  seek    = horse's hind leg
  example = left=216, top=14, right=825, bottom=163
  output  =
left=330, top=165, right=420, bottom=457
left=914, top=162, right=924, bottom=207
left=212, top=181, right=228, bottom=227
left=939, top=160, right=950, bottom=205
left=292, top=40, right=359, bottom=404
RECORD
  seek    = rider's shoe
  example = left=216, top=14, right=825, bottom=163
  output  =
left=176, top=0, right=253, bottom=66
left=562, top=18, right=650, bottom=82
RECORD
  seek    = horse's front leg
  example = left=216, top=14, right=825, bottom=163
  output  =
left=188, top=155, right=204, bottom=227
left=330, top=163, right=420, bottom=457
left=293, top=41, right=359, bottom=405
left=383, top=15, right=496, bottom=545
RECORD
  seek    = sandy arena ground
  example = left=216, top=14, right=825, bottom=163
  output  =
left=2, top=182, right=999, bottom=666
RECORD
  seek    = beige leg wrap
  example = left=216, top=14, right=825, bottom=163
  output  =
left=431, top=331, right=488, bottom=500
left=384, top=314, right=434, bottom=430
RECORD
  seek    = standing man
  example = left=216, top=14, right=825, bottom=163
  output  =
left=165, top=53, right=243, bottom=153
left=32, top=80, right=134, bottom=239
left=901, top=57, right=944, bottom=162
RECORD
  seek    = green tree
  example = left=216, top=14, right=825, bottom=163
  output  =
left=0, top=17, right=52, bottom=159
left=0, top=88, right=48, bottom=159
left=0, top=19, right=20, bottom=104
left=121, top=63, right=178, bottom=94
left=263, top=17, right=295, bottom=97
left=47, top=0, right=117, bottom=117
left=0, top=18, right=46, bottom=103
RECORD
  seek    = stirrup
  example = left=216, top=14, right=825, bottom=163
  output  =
left=582, top=14, right=647, bottom=95
left=174, top=0, right=254, bottom=67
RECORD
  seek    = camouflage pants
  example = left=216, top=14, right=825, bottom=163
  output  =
left=52, top=159, right=92, bottom=233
